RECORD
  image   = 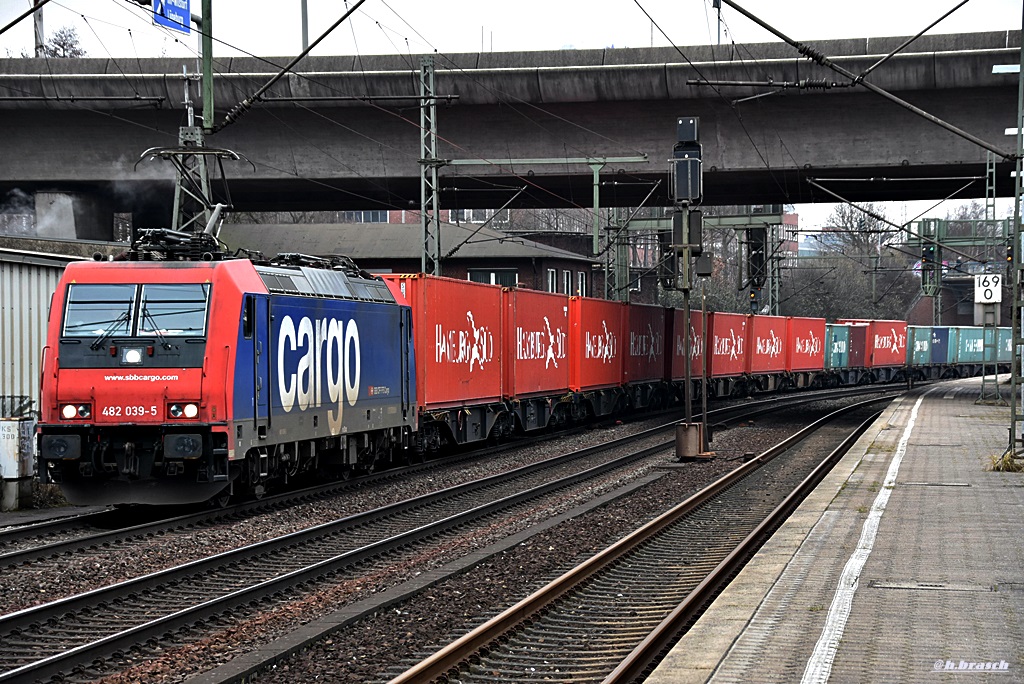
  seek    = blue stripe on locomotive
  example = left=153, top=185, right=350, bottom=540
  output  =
left=232, top=294, right=411, bottom=433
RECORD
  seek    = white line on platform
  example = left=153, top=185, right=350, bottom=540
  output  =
left=800, top=391, right=929, bottom=684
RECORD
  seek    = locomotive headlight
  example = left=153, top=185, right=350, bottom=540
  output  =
left=168, top=403, right=199, bottom=419
left=62, top=403, right=90, bottom=419
left=121, top=347, right=144, bottom=365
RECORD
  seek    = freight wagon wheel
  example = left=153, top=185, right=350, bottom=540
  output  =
left=210, top=489, right=232, bottom=509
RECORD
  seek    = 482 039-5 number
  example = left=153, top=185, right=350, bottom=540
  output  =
left=102, top=405, right=158, bottom=417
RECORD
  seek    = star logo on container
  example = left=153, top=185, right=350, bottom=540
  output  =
left=467, top=311, right=488, bottom=372
left=585, top=320, right=618, bottom=363
left=646, top=324, right=660, bottom=362
left=544, top=316, right=558, bottom=369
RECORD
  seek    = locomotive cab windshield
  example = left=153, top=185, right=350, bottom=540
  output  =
left=61, top=283, right=211, bottom=368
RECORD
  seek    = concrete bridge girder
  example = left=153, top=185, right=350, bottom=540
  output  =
left=0, top=31, right=1019, bottom=238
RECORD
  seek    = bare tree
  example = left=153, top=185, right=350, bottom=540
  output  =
left=780, top=202, right=919, bottom=320
left=42, top=26, right=87, bottom=59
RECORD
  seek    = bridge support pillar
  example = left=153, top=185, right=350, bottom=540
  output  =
left=35, top=192, right=114, bottom=241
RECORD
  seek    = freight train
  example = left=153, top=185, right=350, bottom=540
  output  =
left=36, top=251, right=1011, bottom=506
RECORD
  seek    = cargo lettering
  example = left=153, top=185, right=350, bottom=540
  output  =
left=517, top=316, right=566, bottom=368
left=914, top=339, right=929, bottom=353
left=585, top=320, right=618, bottom=363
left=436, top=311, right=494, bottom=371
left=675, top=326, right=704, bottom=360
left=277, top=314, right=361, bottom=433
left=713, top=329, right=744, bottom=360
left=964, top=339, right=984, bottom=353
left=832, top=339, right=847, bottom=355
left=629, top=324, right=663, bottom=362
left=795, top=331, right=822, bottom=357
left=874, top=328, right=906, bottom=355
left=755, top=330, right=784, bottom=358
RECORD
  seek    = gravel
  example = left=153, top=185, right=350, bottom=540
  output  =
left=88, top=411, right=813, bottom=684
left=1, top=415, right=675, bottom=615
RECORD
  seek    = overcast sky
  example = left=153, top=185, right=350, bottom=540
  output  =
left=1, top=0, right=1020, bottom=59
left=1, top=0, right=1021, bottom=226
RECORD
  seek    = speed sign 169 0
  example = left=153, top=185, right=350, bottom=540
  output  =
left=974, top=274, right=1002, bottom=304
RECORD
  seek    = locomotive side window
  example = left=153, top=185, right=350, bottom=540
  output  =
left=139, top=284, right=211, bottom=336
left=63, top=284, right=136, bottom=337
left=243, top=295, right=254, bottom=339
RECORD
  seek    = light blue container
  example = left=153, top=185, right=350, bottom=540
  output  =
left=907, top=326, right=931, bottom=366
left=825, top=324, right=849, bottom=369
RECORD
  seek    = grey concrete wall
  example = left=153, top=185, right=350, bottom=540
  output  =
left=0, top=31, right=1018, bottom=214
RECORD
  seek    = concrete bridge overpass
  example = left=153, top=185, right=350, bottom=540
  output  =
left=0, top=30, right=1019, bottom=235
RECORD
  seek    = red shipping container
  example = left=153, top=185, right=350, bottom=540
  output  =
left=786, top=316, right=827, bottom=372
left=382, top=274, right=503, bottom=408
left=625, top=304, right=667, bottom=384
left=503, top=289, right=570, bottom=398
left=838, top=319, right=908, bottom=368
left=569, top=296, right=626, bottom=391
left=847, top=324, right=868, bottom=367
left=708, top=312, right=747, bottom=377
left=669, top=309, right=706, bottom=381
left=746, top=315, right=788, bottom=374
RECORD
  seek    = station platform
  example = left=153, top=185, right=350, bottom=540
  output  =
left=648, top=376, right=1024, bottom=683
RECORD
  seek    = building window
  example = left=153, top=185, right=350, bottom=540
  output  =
left=453, top=208, right=510, bottom=226
left=469, top=269, right=518, bottom=287
left=577, top=271, right=587, bottom=297
left=340, top=210, right=387, bottom=223
left=547, top=269, right=557, bottom=293
left=563, top=270, right=572, bottom=295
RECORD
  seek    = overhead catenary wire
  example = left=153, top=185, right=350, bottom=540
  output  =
left=717, top=0, right=1017, bottom=160
left=633, top=0, right=791, bottom=203
left=220, top=0, right=368, bottom=131
left=0, top=0, right=54, bottom=38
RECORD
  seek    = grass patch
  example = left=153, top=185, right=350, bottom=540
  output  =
left=989, top=453, right=1024, bottom=473
left=28, top=482, right=68, bottom=508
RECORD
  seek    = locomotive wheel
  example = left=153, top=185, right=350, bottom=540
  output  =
left=210, top=490, right=232, bottom=508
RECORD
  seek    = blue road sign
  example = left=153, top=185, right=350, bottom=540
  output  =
left=154, top=0, right=190, bottom=35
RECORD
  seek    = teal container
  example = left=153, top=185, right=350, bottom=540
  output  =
left=907, top=326, right=931, bottom=366
left=825, top=324, right=849, bottom=369
left=953, top=326, right=985, bottom=364
left=998, top=327, right=1013, bottom=363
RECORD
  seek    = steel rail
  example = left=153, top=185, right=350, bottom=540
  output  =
left=2, top=384, right=894, bottom=569
left=388, top=396, right=891, bottom=683
left=602, top=409, right=883, bottom=683
left=0, top=510, right=112, bottom=546
left=156, top=387, right=906, bottom=684
left=0, top=428, right=679, bottom=682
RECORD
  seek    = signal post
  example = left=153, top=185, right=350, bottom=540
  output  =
left=669, top=117, right=711, bottom=460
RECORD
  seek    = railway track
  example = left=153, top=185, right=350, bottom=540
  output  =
left=0, top=386, right=900, bottom=682
left=0, top=407, right=715, bottom=681
left=387, top=398, right=885, bottom=683
left=0, top=385, right=893, bottom=571
left=0, top=420, right=600, bottom=569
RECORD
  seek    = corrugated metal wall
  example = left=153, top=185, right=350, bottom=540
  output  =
left=0, top=257, right=65, bottom=417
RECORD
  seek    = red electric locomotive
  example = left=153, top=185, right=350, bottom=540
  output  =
left=37, top=253, right=416, bottom=506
